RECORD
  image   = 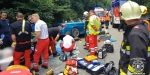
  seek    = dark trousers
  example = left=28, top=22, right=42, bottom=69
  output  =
left=105, top=20, right=109, bottom=27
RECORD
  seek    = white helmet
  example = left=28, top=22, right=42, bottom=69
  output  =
left=120, top=1, right=141, bottom=20
left=83, top=11, right=88, bottom=17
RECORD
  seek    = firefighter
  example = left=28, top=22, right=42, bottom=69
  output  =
left=140, top=5, right=150, bottom=31
left=105, top=11, right=110, bottom=29
left=119, top=1, right=150, bottom=75
left=88, top=10, right=100, bottom=55
left=83, top=11, right=90, bottom=50
left=10, top=12, right=31, bottom=69
left=31, top=13, right=49, bottom=72
left=48, top=26, right=62, bottom=57
left=0, top=11, right=12, bottom=49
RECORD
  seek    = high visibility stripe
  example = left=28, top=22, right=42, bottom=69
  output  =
left=126, top=46, right=130, bottom=51
left=127, top=71, right=133, bottom=75
left=128, top=65, right=134, bottom=73
left=22, top=20, right=25, bottom=33
left=148, top=52, right=150, bottom=57
left=120, top=69, right=127, bottom=75
left=148, top=46, right=150, bottom=52
left=121, top=42, right=124, bottom=46
left=121, top=49, right=130, bottom=55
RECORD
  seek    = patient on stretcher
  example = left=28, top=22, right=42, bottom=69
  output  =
left=60, top=32, right=76, bottom=52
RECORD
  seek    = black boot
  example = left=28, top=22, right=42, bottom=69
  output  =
left=41, top=65, right=48, bottom=69
left=53, top=53, right=59, bottom=57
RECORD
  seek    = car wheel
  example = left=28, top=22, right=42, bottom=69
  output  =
left=72, top=28, right=79, bottom=37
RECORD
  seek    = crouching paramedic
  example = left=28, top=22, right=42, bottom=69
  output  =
left=60, top=32, right=75, bottom=52
left=31, top=13, right=49, bottom=72
left=88, top=10, right=100, bottom=55
left=48, top=26, right=62, bottom=57
left=119, top=1, right=150, bottom=75
left=10, top=12, right=31, bottom=69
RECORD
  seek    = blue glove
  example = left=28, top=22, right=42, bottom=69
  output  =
left=86, top=31, right=89, bottom=34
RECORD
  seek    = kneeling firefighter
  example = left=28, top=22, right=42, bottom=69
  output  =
left=119, top=1, right=150, bottom=75
left=140, top=5, right=150, bottom=31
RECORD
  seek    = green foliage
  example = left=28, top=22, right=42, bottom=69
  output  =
left=0, top=0, right=111, bottom=27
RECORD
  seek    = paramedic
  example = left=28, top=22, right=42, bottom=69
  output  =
left=48, top=26, right=62, bottom=57
left=83, top=11, right=90, bottom=50
left=32, top=13, right=49, bottom=72
left=60, top=31, right=75, bottom=52
left=0, top=11, right=12, bottom=49
left=28, top=15, right=42, bottom=65
left=140, top=5, right=150, bottom=31
left=88, top=10, right=100, bottom=55
left=119, top=1, right=150, bottom=75
left=10, top=12, right=31, bottom=69
left=105, top=11, right=110, bottom=29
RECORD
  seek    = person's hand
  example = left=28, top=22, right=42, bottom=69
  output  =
left=0, top=39, right=3, bottom=44
left=55, top=40, right=58, bottom=44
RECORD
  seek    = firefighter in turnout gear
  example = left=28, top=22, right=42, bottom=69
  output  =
left=88, top=10, right=100, bottom=55
left=83, top=11, right=90, bottom=50
left=119, top=1, right=150, bottom=75
left=140, top=5, right=150, bottom=31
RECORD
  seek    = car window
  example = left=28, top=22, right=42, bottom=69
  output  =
left=95, top=11, right=105, bottom=16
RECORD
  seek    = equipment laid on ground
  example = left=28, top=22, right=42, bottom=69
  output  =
left=97, top=47, right=107, bottom=59
left=0, top=65, right=33, bottom=75
left=102, top=40, right=114, bottom=53
left=58, top=49, right=80, bottom=75
left=63, top=59, right=78, bottom=75
left=86, top=62, right=105, bottom=75
left=46, top=69, right=54, bottom=75
left=104, top=61, right=118, bottom=75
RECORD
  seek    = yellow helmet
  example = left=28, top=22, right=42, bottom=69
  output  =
left=140, top=5, right=147, bottom=15
left=120, top=1, right=141, bottom=20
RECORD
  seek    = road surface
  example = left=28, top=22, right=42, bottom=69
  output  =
left=39, top=25, right=124, bottom=75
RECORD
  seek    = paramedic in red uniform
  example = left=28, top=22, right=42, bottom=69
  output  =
left=60, top=32, right=75, bottom=52
left=10, top=12, right=32, bottom=69
left=48, top=26, right=62, bottom=57
left=31, top=13, right=49, bottom=72
left=88, top=10, right=100, bottom=55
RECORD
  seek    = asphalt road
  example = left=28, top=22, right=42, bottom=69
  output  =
left=39, top=25, right=124, bottom=75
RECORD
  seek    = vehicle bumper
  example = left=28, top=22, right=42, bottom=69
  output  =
left=113, top=20, right=120, bottom=24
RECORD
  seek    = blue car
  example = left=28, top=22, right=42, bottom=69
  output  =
left=55, top=21, right=85, bottom=37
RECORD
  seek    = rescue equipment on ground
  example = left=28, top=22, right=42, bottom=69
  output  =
left=46, top=69, right=54, bottom=75
left=58, top=49, right=80, bottom=75
left=0, top=65, right=32, bottom=75
left=102, top=40, right=114, bottom=53
left=97, top=47, right=107, bottom=59
left=63, top=59, right=78, bottom=75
